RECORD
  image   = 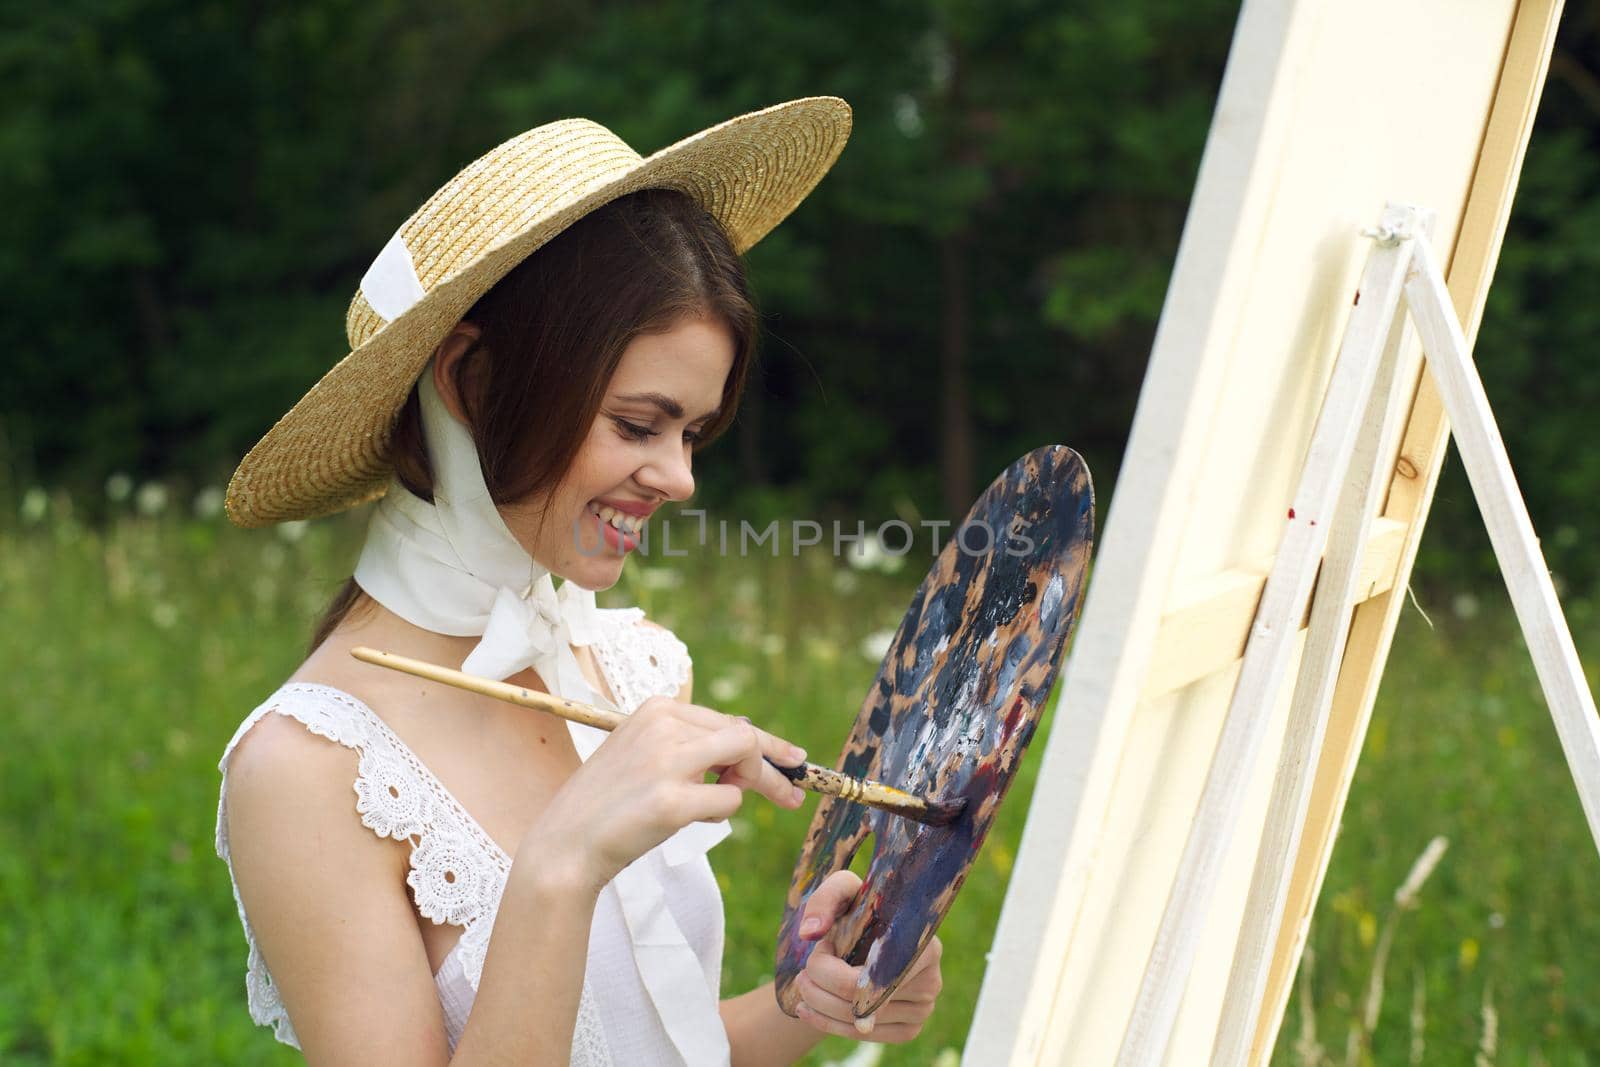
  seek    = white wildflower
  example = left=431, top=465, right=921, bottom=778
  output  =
left=892, top=93, right=924, bottom=138
left=192, top=486, right=225, bottom=520
left=847, top=536, right=886, bottom=572
left=709, top=676, right=744, bottom=703
left=20, top=486, right=48, bottom=524
left=860, top=628, right=896, bottom=661
left=857, top=529, right=908, bottom=574
left=135, top=482, right=168, bottom=517
left=104, top=472, right=133, bottom=503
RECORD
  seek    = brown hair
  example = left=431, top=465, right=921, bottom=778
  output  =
left=310, top=188, right=758, bottom=651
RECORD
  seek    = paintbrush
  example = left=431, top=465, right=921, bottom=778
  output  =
left=349, top=646, right=967, bottom=828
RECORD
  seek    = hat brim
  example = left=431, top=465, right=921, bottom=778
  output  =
left=226, top=96, right=851, bottom=528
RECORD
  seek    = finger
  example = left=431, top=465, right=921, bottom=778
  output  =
left=674, top=702, right=808, bottom=770
left=667, top=703, right=808, bottom=765
left=713, top=756, right=806, bottom=811
left=657, top=700, right=735, bottom=730
left=662, top=704, right=806, bottom=777
left=795, top=972, right=930, bottom=1030
left=892, top=958, right=942, bottom=997
left=691, top=710, right=812, bottom=809
left=689, top=723, right=804, bottom=810
left=794, top=970, right=876, bottom=1032
left=676, top=780, right=745, bottom=825
left=749, top=718, right=808, bottom=770
left=718, top=714, right=809, bottom=780
left=794, top=1001, right=923, bottom=1042
left=901, top=934, right=944, bottom=978
left=798, top=869, right=864, bottom=939
left=802, top=933, right=942, bottom=1011
left=803, top=936, right=863, bottom=1000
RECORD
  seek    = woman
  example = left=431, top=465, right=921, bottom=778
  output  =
left=213, top=98, right=945, bottom=1064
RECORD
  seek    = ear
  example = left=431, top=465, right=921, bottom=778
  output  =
left=431, top=321, right=485, bottom=425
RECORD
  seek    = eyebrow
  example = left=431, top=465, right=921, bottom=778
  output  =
left=613, top=391, right=720, bottom=422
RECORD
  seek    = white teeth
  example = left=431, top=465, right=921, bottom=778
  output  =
left=592, top=504, right=642, bottom=535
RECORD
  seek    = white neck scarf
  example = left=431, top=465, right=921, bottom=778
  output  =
left=353, top=366, right=605, bottom=702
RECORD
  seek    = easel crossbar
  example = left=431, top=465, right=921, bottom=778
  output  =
left=1143, top=515, right=1411, bottom=702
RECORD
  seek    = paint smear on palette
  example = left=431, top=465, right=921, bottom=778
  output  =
left=773, top=445, right=1095, bottom=1019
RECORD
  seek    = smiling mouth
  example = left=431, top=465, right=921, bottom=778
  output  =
left=587, top=501, right=648, bottom=537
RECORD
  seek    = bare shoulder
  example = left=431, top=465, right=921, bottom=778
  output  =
left=223, top=714, right=402, bottom=952
left=224, top=711, right=366, bottom=821
left=223, top=712, right=451, bottom=1061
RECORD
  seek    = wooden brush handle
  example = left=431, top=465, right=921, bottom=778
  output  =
left=350, top=646, right=625, bottom=731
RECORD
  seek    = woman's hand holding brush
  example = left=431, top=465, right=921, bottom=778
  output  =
left=518, top=695, right=808, bottom=895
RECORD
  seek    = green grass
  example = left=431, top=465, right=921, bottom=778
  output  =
left=1274, top=597, right=1600, bottom=1067
left=2, top=490, right=1597, bottom=1065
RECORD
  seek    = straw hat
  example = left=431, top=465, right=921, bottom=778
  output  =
left=225, top=96, right=852, bottom=529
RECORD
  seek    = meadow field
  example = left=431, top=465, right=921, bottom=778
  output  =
left=3, top=487, right=1598, bottom=1065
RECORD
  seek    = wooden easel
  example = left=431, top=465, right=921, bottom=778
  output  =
left=1117, top=202, right=1600, bottom=1066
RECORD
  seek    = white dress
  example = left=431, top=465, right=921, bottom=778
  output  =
left=214, top=608, right=734, bottom=1065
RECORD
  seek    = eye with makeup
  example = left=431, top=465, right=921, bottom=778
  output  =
left=611, top=416, right=704, bottom=445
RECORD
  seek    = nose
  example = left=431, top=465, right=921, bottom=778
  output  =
left=638, top=438, right=695, bottom=501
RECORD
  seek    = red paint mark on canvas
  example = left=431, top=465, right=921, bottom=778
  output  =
left=1354, top=291, right=1361, bottom=306
left=1288, top=508, right=1296, bottom=519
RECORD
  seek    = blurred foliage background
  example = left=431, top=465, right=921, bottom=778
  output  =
left=4, top=1, right=1600, bottom=1064
left=5, top=0, right=1597, bottom=589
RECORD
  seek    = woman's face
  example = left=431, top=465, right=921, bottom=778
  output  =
left=501, top=314, right=735, bottom=589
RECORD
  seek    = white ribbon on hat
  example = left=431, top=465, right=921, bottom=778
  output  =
left=360, top=231, right=428, bottom=323
left=352, top=360, right=731, bottom=1066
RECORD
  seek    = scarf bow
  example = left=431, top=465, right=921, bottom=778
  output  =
left=463, top=572, right=601, bottom=697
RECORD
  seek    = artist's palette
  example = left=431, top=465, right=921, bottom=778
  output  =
left=774, top=445, right=1095, bottom=1019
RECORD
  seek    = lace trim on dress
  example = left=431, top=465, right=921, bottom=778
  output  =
left=589, top=608, right=693, bottom=710
left=215, top=610, right=690, bottom=1062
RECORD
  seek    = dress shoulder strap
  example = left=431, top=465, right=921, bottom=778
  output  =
left=588, top=609, right=694, bottom=713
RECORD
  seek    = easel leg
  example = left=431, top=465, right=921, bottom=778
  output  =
left=1404, top=233, right=1600, bottom=852
left=1211, top=211, right=1429, bottom=1067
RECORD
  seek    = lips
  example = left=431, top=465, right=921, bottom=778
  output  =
left=594, top=496, right=657, bottom=517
